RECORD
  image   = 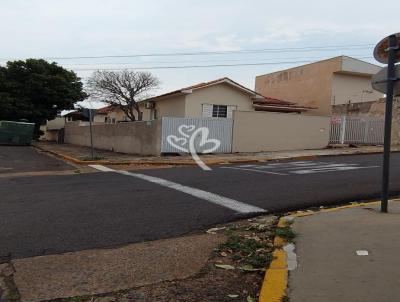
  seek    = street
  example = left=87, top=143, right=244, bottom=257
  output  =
left=1, top=146, right=400, bottom=260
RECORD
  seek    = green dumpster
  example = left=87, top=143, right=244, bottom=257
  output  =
left=0, top=121, right=35, bottom=145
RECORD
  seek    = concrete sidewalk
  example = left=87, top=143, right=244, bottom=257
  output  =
left=289, top=200, right=400, bottom=302
left=34, top=141, right=400, bottom=166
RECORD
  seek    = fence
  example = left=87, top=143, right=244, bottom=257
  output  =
left=329, top=116, right=384, bottom=145
left=161, top=117, right=233, bottom=153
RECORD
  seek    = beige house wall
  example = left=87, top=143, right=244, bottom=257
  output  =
left=46, top=117, right=65, bottom=130
left=232, top=111, right=330, bottom=152
left=156, top=95, right=186, bottom=118
left=64, top=120, right=162, bottom=155
left=184, top=83, right=253, bottom=117
left=255, top=57, right=382, bottom=117
left=139, top=96, right=186, bottom=121
left=331, top=73, right=382, bottom=105
left=255, top=58, right=341, bottom=116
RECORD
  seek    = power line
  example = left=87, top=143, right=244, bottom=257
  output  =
left=71, top=57, right=375, bottom=71
left=50, top=53, right=372, bottom=67
left=0, top=43, right=375, bottom=61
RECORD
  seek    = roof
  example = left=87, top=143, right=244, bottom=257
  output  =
left=253, top=96, right=316, bottom=113
left=143, top=77, right=265, bottom=102
left=96, top=105, right=119, bottom=114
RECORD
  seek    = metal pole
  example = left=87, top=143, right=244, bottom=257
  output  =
left=88, top=109, right=94, bottom=160
left=381, top=34, right=398, bottom=213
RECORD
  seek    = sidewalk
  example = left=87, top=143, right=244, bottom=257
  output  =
left=0, top=215, right=277, bottom=302
left=34, top=141, right=399, bottom=166
left=288, top=200, right=400, bottom=302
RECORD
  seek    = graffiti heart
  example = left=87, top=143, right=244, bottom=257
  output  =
left=166, top=125, right=221, bottom=170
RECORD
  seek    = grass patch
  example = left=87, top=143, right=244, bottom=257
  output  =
left=275, top=227, right=296, bottom=241
left=220, top=234, right=273, bottom=269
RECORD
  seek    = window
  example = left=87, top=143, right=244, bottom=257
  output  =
left=212, top=105, right=227, bottom=118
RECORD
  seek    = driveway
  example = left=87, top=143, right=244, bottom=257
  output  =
left=1, top=152, right=398, bottom=260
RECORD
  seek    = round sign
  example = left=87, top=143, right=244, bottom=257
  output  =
left=373, top=33, right=400, bottom=64
left=371, top=65, right=400, bottom=96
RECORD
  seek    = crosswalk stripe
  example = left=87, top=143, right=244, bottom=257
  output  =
left=89, top=165, right=266, bottom=214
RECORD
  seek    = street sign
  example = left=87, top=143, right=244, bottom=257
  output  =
left=374, top=33, right=400, bottom=213
left=82, top=108, right=97, bottom=122
left=373, top=33, right=400, bottom=64
left=371, top=65, right=400, bottom=96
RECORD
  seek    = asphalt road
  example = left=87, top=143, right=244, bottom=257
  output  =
left=1, top=150, right=400, bottom=260
left=0, top=146, right=74, bottom=173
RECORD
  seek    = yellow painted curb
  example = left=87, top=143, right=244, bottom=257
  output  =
left=259, top=250, right=287, bottom=302
left=259, top=217, right=289, bottom=302
left=290, top=200, right=381, bottom=218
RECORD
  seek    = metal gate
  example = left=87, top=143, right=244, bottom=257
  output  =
left=161, top=117, right=233, bottom=153
left=330, top=116, right=384, bottom=145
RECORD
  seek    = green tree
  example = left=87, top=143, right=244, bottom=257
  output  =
left=0, top=59, right=86, bottom=134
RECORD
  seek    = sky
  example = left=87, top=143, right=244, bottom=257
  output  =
left=0, top=0, right=398, bottom=108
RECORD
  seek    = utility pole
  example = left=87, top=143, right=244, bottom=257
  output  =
left=372, top=33, right=400, bottom=213
left=88, top=108, right=95, bottom=160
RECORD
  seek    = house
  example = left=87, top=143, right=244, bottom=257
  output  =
left=255, top=56, right=383, bottom=116
left=139, top=77, right=315, bottom=120
left=94, top=78, right=315, bottom=122
left=95, top=105, right=128, bottom=123
left=40, top=110, right=88, bottom=141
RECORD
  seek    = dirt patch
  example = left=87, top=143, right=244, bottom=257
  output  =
left=53, top=216, right=277, bottom=302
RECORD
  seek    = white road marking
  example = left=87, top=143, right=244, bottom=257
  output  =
left=221, top=161, right=380, bottom=175
left=291, top=165, right=379, bottom=174
left=89, top=165, right=266, bottom=214
left=88, top=165, right=116, bottom=172
left=220, top=166, right=288, bottom=175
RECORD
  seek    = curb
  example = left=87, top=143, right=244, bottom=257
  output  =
left=258, top=216, right=292, bottom=302
left=258, top=200, right=382, bottom=302
left=33, top=144, right=396, bottom=168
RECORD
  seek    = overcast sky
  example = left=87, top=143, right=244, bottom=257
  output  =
left=1, top=0, right=398, bottom=107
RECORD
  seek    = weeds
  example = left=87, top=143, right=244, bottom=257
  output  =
left=220, top=234, right=273, bottom=269
left=275, top=227, right=296, bottom=241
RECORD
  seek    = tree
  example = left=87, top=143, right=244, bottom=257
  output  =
left=0, top=59, right=86, bottom=134
left=87, top=70, right=160, bottom=121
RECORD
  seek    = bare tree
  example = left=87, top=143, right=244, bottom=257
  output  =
left=87, top=70, right=160, bottom=121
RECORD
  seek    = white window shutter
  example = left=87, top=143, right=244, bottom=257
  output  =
left=202, top=104, right=213, bottom=117
left=227, top=105, right=237, bottom=118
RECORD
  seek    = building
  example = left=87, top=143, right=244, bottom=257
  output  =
left=139, top=77, right=314, bottom=120
left=255, top=56, right=383, bottom=116
left=94, top=78, right=315, bottom=123
left=40, top=110, right=89, bottom=141
left=95, top=105, right=127, bottom=123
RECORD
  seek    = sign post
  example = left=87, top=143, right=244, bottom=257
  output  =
left=82, top=108, right=97, bottom=160
left=373, top=33, right=400, bottom=212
